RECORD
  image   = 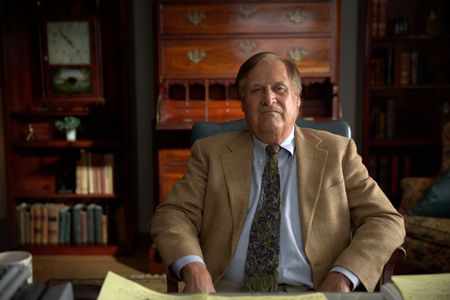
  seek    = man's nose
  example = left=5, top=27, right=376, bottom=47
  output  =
left=262, top=86, right=276, bottom=106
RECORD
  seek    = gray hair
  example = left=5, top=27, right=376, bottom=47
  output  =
left=235, top=52, right=303, bottom=100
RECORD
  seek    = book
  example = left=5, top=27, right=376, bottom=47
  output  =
left=104, top=154, right=114, bottom=194
left=47, top=204, right=60, bottom=245
left=399, top=51, right=411, bottom=85
left=87, top=152, right=95, bottom=194
left=87, top=203, right=96, bottom=244
left=29, top=204, right=35, bottom=245
left=15, top=203, right=28, bottom=245
left=72, top=203, right=85, bottom=245
left=94, top=204, right=103, bottom=244
left=75, top=150, right=89, bottom=195
left=32, top=203, right=43, bottom=245
left=101, top=214, right=108, bottom=245
left=59, top=206, right=70, bottom=244
left=410, top=50, right=419, bottom=84
left=64, top=209, right=71, bottom=244
left=80, top=210, right=88, bottom=245
left=41, top=204, right=48, bottom=246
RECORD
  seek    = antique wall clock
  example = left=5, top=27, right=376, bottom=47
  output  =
left=40, top=17, right=104, bottom=105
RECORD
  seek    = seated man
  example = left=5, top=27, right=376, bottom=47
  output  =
left=150, top=52, right=405, bottom=293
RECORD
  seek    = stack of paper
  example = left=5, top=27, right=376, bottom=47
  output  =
left=381, top=273, right=450, bottom=300
left=98, top=272, right=328, bottom=300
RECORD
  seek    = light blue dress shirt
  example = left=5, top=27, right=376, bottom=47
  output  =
left=172, top=127, right=359, bottom=289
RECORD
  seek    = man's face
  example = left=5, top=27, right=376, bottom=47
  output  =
left=242, top=58, right=301, bottom=144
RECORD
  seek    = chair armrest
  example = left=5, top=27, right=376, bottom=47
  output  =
left=378, top=247, right=406, bottom=288
left=167, top=277, right=179, bottom=293
left=399, top=177, right=435, bottom=213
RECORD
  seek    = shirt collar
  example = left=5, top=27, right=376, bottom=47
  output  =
left=252, top=126, right=295, bottom=157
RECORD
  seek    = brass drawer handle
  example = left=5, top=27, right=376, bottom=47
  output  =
left=239, top=40, right=257, bottom=54
left=187, top=11, right=206, bottom=26
left=287, top=9, right=306, bottom=24
left=288, top=48, right=308, bottom=62
left=186, top=50, right=206, bottom=64
left=237, top=4, right=256, bottom=19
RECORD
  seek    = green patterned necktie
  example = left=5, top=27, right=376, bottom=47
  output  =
left=242, top=144, right=281, bottom=292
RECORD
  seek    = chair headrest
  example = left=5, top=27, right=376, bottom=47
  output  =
left=191, top=119, right=351, bottom=144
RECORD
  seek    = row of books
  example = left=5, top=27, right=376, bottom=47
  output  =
left=371, top=0, right=388, bottom=37
left=367, top=154, right=411, bottom=196
left=371, top=48, right=420, bottom=86
left=76, top=151, right=114, bottom=195
left=370, top=98, right=396, bottom=139
left=15, top=202, right=108, bottom=246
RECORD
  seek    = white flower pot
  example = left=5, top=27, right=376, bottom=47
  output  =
left=66, top=129, right=77, bottom=142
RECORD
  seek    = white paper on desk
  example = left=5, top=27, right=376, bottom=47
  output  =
left=209, top=292, right=327, bottom=300
left=392, top=273, right=450, bottom=300
left=98, top=271, right=208, bottom=300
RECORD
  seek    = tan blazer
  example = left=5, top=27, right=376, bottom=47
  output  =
left=150, top=126, right=405, bottom=291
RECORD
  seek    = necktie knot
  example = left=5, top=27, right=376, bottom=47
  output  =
left=266, top=144, right=280, bottom=156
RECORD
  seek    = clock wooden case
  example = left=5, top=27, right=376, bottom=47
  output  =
left=40, top=17, right=104, bottom=105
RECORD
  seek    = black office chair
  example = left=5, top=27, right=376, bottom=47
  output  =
left=164, top=118, right=404, bottom=292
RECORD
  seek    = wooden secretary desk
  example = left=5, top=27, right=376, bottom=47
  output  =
left=154, top=0, right=340, bottom=209
left=150, top=0, right=340, bottom=273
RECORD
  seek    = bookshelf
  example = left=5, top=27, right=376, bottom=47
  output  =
left=363, top=0, right=450, bottom=206
left=0, top=0, right=132, bottom=254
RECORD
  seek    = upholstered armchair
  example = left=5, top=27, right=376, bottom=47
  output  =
left=399, top=121, right=450, bottom=272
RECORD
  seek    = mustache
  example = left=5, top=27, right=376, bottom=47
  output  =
left=261, top=107, right=283, bottom=114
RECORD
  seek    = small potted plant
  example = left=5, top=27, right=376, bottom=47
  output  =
left=54, top=116, right=81, bottom=141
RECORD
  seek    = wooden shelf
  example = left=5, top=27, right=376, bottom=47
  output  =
left=12, top=140, right=123, bottom=149
left=11, top=110, right=120, bottom=118
left=372, top=35, right=450, bottom=42
left=20, top=245, right=122, bottom=255
left=368, top=138, right=441, bottom=147
left=371, top=84, right=450, bottom=91
left=15, top=194, right=122, bottom=200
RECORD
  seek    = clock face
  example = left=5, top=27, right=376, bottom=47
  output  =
left=46, top=21, right=91, bottom=65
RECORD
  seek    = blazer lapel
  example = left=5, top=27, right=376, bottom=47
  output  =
left=295, top=126, right=328, bottom=246
left=221, top=131, right=253, bottom=251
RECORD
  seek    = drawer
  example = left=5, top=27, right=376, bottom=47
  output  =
left=206, top=100, right=244, bottom=123
left=161, top=2, right=332, bottom=35
left=158, top=149, right=191, bottom=203
left=158, top=100, right=206, bottom=128
left=157, top=99, right=244, bottom=128
left=161, top=37, right=332, bottom=78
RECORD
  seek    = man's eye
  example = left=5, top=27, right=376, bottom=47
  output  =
left=251, top=88, right=262, bottom=94
left=275, top=86, right=287, bottom=93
